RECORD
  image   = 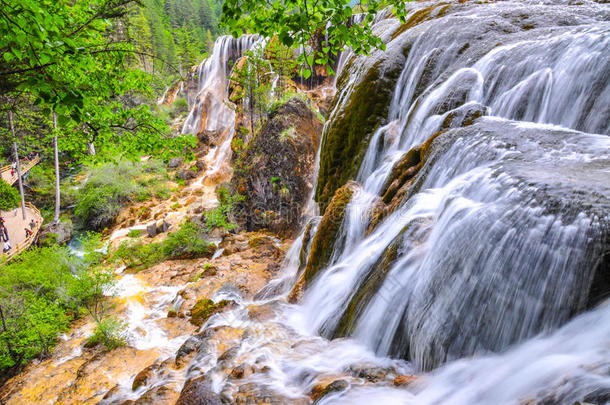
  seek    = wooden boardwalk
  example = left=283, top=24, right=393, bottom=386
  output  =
left=0, top=156, right=40, bottom=186
left=0, top=157, right=43, bottom=261
left=1, top=203, right=43, bottom=261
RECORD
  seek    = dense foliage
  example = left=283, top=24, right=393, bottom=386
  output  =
left=221, top=0, right=411, bottom=79
left=73, top=159, right=170, bottom=230
left=0, top=0, right=195, bottom=168
left=0, top=238, right=112, bottom=378
left=126, top=0, right=224, bottom=77
left=204, top=185, right=243, bottom=232
left=113, top=219, right=214, bottom=270
left=0, top=179, right=20, bottom=211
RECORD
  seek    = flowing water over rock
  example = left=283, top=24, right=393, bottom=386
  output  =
left=301, top=0, right=609, bottom=372
left=3, top=1, right=609, bottom=403
left=181, top=35, right=261, bottom=178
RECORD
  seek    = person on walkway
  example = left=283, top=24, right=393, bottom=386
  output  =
left=3, top=241, right=11, bottom=253
left=29, top=219, right=36, bottom=230
left=25, top=228, right=33, bottom=238
left=2, top=224, right=9, bottom=242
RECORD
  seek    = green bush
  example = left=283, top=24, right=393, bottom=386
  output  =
left=127, top=229, right=142, bottom=238
left=85, top=317, right=126, bottom=351
left=113, top=220, right=214, bottom=270
left=204, top=186, right=243, bottom=232
left=162, top=220, right=213, bottom=259
left=0, top=180, right=20, bottom=211
left=173, top=97, right=188, bottom=115
left=112, top=239, right=166, bottom=271
left=0, top=237, right=112, bottom=375
left=73, top=159, right=168, bottom=230
left=27, top=164, right=77, bottom=215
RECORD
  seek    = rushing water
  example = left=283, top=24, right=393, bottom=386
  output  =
left=181, top=35, right=260, bottom=175
left=151, top=0, right=609, bottom=402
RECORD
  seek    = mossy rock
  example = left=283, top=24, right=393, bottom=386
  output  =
left=315, top=59, right=402, bottom=212
left=231, top=98, right=322, bottom=237
left=190, top=298, right=231, bottom=327
left=315, top=20, right=416, bottom=212
left=289, top=181, right=359, bottom=302
left=37, top=232, right=58, bottom=247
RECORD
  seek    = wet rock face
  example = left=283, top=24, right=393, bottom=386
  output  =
left=175, top=377, right=222, bottom=405
left=289, top=181, right=359, bottom=302
left=231, top=98, right=322, bottom=237
left=377, top=118, right=609, bottom=370
left=314, top=19, right=405, bottom=212
left=315, top=0, right=609, bottom=212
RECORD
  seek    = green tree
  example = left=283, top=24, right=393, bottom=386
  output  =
left=127, top=10, right=154, bottom=73
left=0, top=0, right=193, bottom=158
left=0, top=178, right=19, bottom=211
left=266, top=38, right=298, bottom=99
left=175, top=25, right=201, bottom=73
left=221, top=0, right=411, bottom=79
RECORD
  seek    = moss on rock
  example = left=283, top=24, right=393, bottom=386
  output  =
left=190, top=298, right=231, bottom=327
left=231, top=97, right=322, bottom=237
left=289, top=181, right=359, bottom=302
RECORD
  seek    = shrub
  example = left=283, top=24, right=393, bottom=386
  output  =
left=204, top=186, right=243, bottom=232
left=127, top=229, right=142, bottom=238
left=112, top=240, right=165, bottom=271
left=162, top=220, right=213, bottom=259
left=0, top=180, right=20, bottom=211
left=112, top=220, right=214, bottom=269
left=173, top=97, right=188, bottom=115
left=85, top=317, right=126, bottom=351
left=73, top=159, right=168, bottom=230
left=27, top=164, right=78, bottom=215
left=0, top=239, right=113, bottom=376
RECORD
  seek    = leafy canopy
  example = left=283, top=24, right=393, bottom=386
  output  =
left=0, top=0, right=195, bottom=162
left=221, top=0, right=411, bottom=78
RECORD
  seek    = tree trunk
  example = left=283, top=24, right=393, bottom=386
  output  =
left=53, top=113, right=60, bottom=224
left=8, top=111, right=26, bottom=220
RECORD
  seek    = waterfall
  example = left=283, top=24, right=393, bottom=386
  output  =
left=181, top=35, right=261, bottom=174
left=299, top=0, right=610, bottom=372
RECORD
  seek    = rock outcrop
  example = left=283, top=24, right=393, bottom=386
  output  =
left=231, top=97, right=322, bottom=237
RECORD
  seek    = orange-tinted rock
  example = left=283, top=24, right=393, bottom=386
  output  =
left=394, top=374, right=418, bottom=386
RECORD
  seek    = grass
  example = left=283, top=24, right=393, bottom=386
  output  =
left=112, top=220, right=214, bottom=270
left=73, top=159, right=169, bottom=231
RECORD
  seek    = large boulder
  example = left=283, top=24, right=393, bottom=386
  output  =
left=38, top=220, right=73, bottom=246
left=231, top=97, right=323, bottom=237
left=175, top=377, right=222, bottom=405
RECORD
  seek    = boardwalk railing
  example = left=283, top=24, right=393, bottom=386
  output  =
left=0, top=155, right=41, bottom=186
left=2, top=202, right=43, bottom=262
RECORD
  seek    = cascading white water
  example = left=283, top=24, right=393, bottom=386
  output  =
left=80, top=2, right=609, bottom=403
left=317, top=302, right=610, bottom=405
left=297, top=0, right=609, bottom=377
left=181, top=35, right=260, bottom=174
